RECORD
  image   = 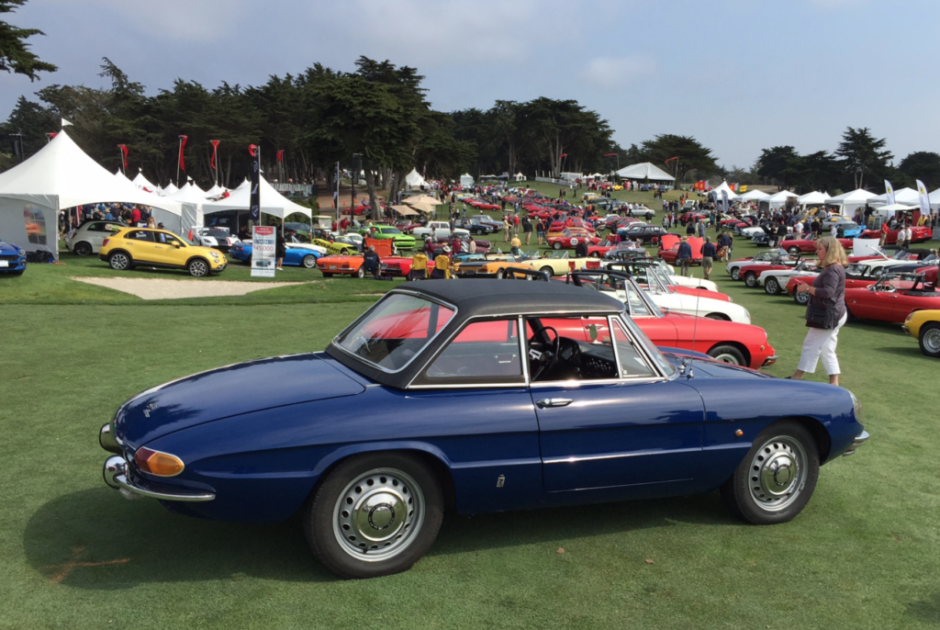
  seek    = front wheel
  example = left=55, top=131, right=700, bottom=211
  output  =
left=744, top=272, right=758, bottom=288
left=730, top=267, right=741, bottom=281
left=356, top=266, right=367, bottom=279
left=794, top=288, right=810, bottom=305
left=553, top=242, right=562, bottom=250
left=304, top=452, right=443, bottom=579
left=188, top=258, right=210, bottom=277
left=764, top=278, right=780, bottom=295
left=708, top=344, right=746, bottom=366
left=919, top=322, right=940, bottom=358
left=788, top=246, right=802, bottom=255
left=720, top=420, right=819, bottom=525
left=540, top=266, right=554, bottom=278
left=496, top=269, right=506, bottom=279
left=302, top=254, right=317, bottom=268
left=108, top=252, right=132, bottom=271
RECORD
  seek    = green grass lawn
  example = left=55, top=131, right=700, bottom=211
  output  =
left=0, top=223, right=938, bottom=629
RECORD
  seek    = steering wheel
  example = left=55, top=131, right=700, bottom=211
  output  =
left=530, top=326, right=560, bottom=381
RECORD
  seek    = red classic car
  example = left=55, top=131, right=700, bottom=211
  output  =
left=565, top=271, right=775, bottom=369
left=658, top=234, right=703, bottom=265
left=786, top=275, right=881, bottom=305
left=781, top=237, right=853, bottom=254
left=466, top=198, right=500, bottom=211
left=547, top=228, right=602, bottom=250
left=843, top=275, right=940, bottom=323
left=549, top=218, right=595, bottom=233
left=738, top=256, right=801, bottom=288
left=859, top=225, right=932, bottom=244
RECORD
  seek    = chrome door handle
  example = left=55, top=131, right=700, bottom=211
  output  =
left=536, top=398, right=573, bottom=408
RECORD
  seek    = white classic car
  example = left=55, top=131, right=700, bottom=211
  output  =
left=758, top=259, right=820, bottom=295
left=726, top=249, right=793, bottom=280
left=627, top=263, right=751, bottom=323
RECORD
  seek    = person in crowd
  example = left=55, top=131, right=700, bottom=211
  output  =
left=879, top=220, right=890, bottom=247
left=789, top=237, right=848, bottom=386
left=717, top=231, right=733, bottom=262
left=238, top=223, right=251, bottom=241
left=522, top=216, right=533, bottom=245
left=536, top=219, right=546, bottom=246
left=574, top=238, right=589, bottom=259
left=510, top=234, right=522, bottom=256
left=686, top=221, right=695, bottom=236
left=701, top=236, right=716, bottom=280
left=794, top=219, right=804, bottom=239
left=275, top=224, right=286, bottom=271
left=423, top=235, right=436, bottom=258
left=362, top=245, right=381, bottom=279
left=503, top=216, right=512, bottom=242
left=147, top=217, right=156, bottom=229
left=131, top=206, right=141, bottom=225
left=676, top=236, right=693, bottom=276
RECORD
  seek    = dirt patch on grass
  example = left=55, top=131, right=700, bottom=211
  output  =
left=71, top=277, right=312, bottom=300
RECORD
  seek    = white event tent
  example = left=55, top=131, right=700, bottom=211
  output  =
left=737, top=189, right=770, bottom=202
left=615, top=162, right=675, bottom=181
left=404, top=169, right=427, bottom=189
left=132, top=170, right=157, bottom=192
left=768, top=190, right=798, bottom=209
left=798, top=191, right=829, bottom=206
left=0, top=131, right=181, bottom=259
left=708, top=181, right=738, bottom=201
left=202, top=175, right=311, bottom=222
left=869, top=187, right=919, bottom=206
left=825, top=189, right=878, bottom=216
left=165, top=182, right=214, bottom=236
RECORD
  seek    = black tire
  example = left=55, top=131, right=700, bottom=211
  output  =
left=356, top=266, right=366, bottom=279
left=496, top=269, right=506, bottom=280
left=74, top=241, right=93, bottom=257
left=720, top=420, right=820, bottom=525
left=304, top=452, right=443, bottom=579
left=708, top=344, right=747, bottom=366
left=744, top=272, right=758, bottom=288
left=540, top=266, right=554, bottom=278
left=764, top=277, right=781, bottom=295
left=322, top=272, right=334, bottom=278
left=918, top=322, right=940, bottom=358
left=108, top=251, right=132, bottom=271
left=188, top=258, right=210, bottom=277
left=341, top=248, right=350, bottom=255
left=730, top=267, right=741, bottom=281
left=788, top=246, right=802, bottom=255
left=794, top=288, right=810, bottom=305
left=302, top=254, right=317, bottom=269
left=705, top=313, right=730, bottom=321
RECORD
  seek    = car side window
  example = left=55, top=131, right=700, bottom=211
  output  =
left=418, top=318, right=523, bottom=385
left=126, top=230, right=154, bottom=242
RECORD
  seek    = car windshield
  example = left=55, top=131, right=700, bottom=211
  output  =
left=334, top=293, right=456, bottom=373
left=548, top=251, right=569, bottom=260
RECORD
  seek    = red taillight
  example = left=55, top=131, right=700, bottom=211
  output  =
left=102, top=238, right=110, bottom=246
left=134, top=447, right=185, bottom=477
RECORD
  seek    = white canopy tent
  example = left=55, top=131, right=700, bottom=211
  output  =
left=737, top=190, right=770, bottom=202
left=0, top=131, right=181, bottom=258
left=460, top=173, right=474, bottom=188
left=404, top=169, right=427, bottom=189
left=161, top=182, right=179, bottom=196
left=929, top=188, right=940, bottom=210
left=798, top=191, right=829, bottom=206
left=132, top=170, right=157, bottom=192
left=205, top=183, right=226, bottom=198
left=165, top=182, right=213, bottom=236
left=615, top=162, right=675, bottom=181
left=768, top=190, right=798, bottom=209
left=869, top=187, right=918, bottom=205
left=202, top=175, right=312, bottom=223
left=825, top=189, right=878, bottom=216
left=708, top=181, right=738, bottom=201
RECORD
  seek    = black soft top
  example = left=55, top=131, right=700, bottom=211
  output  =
left=326, top=279, right=624, bottom=389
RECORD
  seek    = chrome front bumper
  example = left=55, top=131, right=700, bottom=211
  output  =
left=762, top=354, right=778, bottom=367
left=842, top=430, right=870, bottom=457
left=100, top=423, right=215, bottom=503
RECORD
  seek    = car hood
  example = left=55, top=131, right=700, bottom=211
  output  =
left=0, top=241, right=23, bottom=254
left=114, top=353, right=366, bottom=447
left=661, top=352, right=770, bottom=379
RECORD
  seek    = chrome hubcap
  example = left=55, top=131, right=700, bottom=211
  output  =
left=924, top=328, right=940, bottom=353
left=713, top=352, right=741, bottom=365
left=748, top=437, right=807, bottom=511
left=333, top=468, right=424, bottom=562
left=766, top=279, right=778, bottom=293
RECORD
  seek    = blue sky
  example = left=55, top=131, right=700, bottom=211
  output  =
left=3, top=0, right=939, bottom=171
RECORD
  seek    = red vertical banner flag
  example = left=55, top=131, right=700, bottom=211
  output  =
left=178, top=135, right=188, bottom=172
left=210, top=140, right=220, bottom=170
left=276, top=150, right=284, bottom=162
left=118, top=144, right=128, bottom=170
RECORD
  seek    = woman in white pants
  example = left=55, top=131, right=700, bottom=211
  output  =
left=789, top=237, right=848, bottom=386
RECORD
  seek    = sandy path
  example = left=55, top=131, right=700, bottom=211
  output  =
left=72, top=277, right=310, bottom=300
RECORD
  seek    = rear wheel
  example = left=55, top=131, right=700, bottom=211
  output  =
left=302, top=254, right=317, bottom=268
left=708, top=344, right=746, bottom=366
left=918, top=323, right=940, bottom=358
left=74, top=242, right=93, bottom=257
left=188, top=258, right=210, bottom=277
left=304, top=452, right=443, bottom=579
left=765, top=277, right=781, bottom=295
left=720, top=420, right=819, bottom=525
left=744, top=272, right=758, bottom=288
left=540, top=266, right=554, bottom=278
left=108, top=252, right=131, bottom=271
left=788, top=246, right=801, bottom=255
left=496, top=269, right=506, bottom=279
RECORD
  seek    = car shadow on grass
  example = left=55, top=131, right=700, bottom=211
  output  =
left=24, top=488, right=733, bottom=587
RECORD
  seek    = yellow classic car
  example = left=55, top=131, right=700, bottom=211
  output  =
left=454, top=250, right=593, bottom=278
left=313, top=237, right=360, bottom=256
left=902, top=309, right=940, bottom=358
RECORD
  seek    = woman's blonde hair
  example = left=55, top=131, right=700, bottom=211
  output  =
left=816, top=236, right=847, bottom=268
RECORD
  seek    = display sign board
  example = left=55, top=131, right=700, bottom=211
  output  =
left=251, top=226, right=276, bottom=277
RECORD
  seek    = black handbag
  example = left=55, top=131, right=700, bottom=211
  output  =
left=805, top=301, right=835, bottom=329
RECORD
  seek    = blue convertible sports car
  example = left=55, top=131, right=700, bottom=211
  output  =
left=100, top=281, right=868, bottom=579
left=0, top=238, right=27, bottom=275
left=229, top=239, right=323, bottom=268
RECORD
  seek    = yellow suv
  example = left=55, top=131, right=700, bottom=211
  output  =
left=99, top=228, right=227, bottom=277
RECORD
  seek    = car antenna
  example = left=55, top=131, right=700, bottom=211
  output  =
left=684, top=244, right=706, bottom=379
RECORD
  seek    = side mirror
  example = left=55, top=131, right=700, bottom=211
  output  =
left=173, top=242, right=181, bottom=248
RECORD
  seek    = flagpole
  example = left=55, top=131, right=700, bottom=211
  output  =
left=177, top=137, right=182, bottom=187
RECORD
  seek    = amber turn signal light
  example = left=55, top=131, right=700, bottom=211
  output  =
left=134, top=447, right=185, bottom=477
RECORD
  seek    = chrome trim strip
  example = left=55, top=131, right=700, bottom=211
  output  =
left=544, top=446, right=701, bottom=464
left=112, top=473, right=216, bottom=502
left=529, top=375, right=665, bottom=387
left=408, top=382, right=527, bottom=390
